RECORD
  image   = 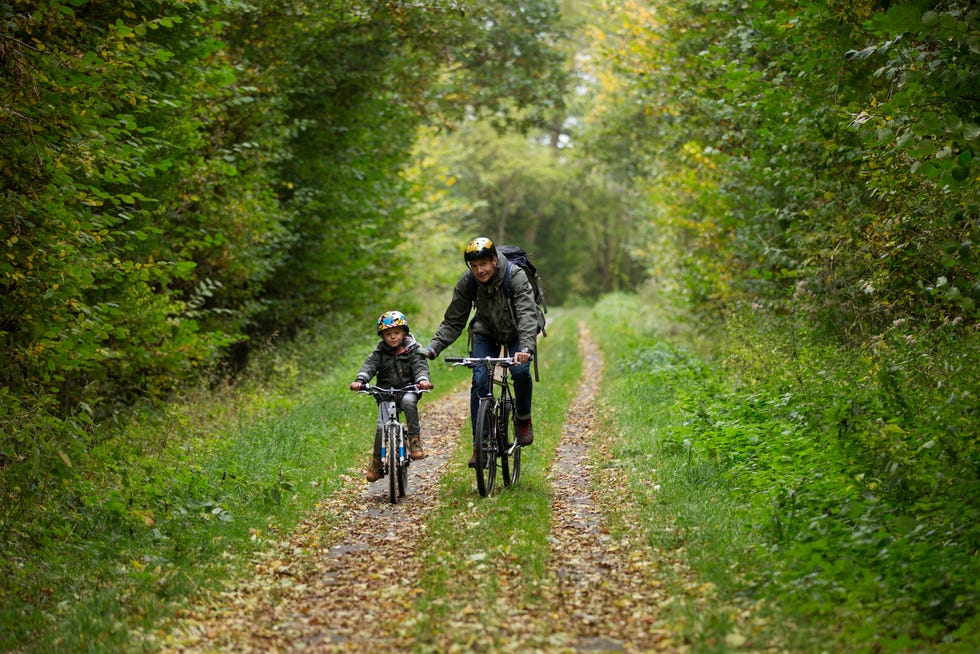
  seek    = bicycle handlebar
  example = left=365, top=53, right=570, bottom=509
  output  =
left=445, top=356, right=529, bottom=367
left=358, top=384, right=430, bottom=396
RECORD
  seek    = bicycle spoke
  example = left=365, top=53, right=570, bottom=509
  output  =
left=500, top=396, right=521, bottom=487
left=474, top=399, right=497, bottom=496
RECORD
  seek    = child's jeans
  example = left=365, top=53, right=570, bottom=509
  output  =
left=372, top=392, right=422, bottom=458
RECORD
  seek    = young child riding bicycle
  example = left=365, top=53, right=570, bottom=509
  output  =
left=350, top=311, right=433, bottom=482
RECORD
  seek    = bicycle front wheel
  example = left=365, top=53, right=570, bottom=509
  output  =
left=499, top=396, right=521, bottom=487
left=473, top=399, right=498, bottom=497
left=397, top=441, right=409, bottom=497
left=386, top=424, right=399, bottom=504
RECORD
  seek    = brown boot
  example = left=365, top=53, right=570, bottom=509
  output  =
left=408, top=434, right=424, bottom=460
left=365, top=457, right=383, bottom=482
left=517, top=418, right=534, bottom=445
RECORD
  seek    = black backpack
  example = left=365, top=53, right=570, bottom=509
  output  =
left=464, top=244, right=548, bottom=337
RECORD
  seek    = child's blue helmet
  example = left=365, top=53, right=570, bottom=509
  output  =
left=377, top=310, right=409, bottom=334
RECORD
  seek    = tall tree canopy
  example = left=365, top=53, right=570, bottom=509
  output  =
left=576, top=0, right=978, bottom=337
left=1, top=0, right=567, bottom=502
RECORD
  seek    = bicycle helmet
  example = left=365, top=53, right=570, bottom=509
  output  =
left=376, top=310, right=410, bottom=334
left=463, top=236, right=497, bottom=263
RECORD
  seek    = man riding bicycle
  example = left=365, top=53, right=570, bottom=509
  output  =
left=420, top=237, right=538, bottom=466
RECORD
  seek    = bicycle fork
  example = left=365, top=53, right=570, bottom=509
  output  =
left=378, top=400, right=407, bottom=475
left=499, top=396, right=520, bottom=457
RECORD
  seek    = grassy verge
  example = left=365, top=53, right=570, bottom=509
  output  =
left=587, top=294, right=780, bottom=651
left=0, top=312, right=457, bottom=653
left=409, top=310, right=583, bottom=651
left=588, top=292, right=980, bottom=653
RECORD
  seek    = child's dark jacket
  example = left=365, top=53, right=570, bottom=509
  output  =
left=354, top=334, right=430, bottom=388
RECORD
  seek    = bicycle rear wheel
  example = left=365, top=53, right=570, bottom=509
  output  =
left=473, top=399, right=497, bottom=496
left=499, top=396, right=521, bottom=487
left=386, top=425, right=399, bottom=504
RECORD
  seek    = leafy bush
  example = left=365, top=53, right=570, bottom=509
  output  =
left=1, top=1, right=570, bottom=601
left=592, top=293, right=980, bottom=651
left=0, top=315, right=374, bottom=652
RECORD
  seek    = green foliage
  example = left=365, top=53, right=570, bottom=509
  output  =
left=427, top=0, right=570, bottom=131
left=591, top=293, right=980, bottom=651
left=1, top=0, right=570, bottom=598
left=720, top=307, right=980, bottom=643
left=578, top=3, right=980, bottom=644
left=0, top=316, right=382, bottom=652
left=583, top=0, right=978, bottom=339
left=411, top=120, right=649, bottom=305
left=2, top=0, right=239, bottom=527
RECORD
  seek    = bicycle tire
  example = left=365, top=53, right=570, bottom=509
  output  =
left=386, top=424, right=399, bottom=504
left=499, top=396, right=521, bottom=487
left=473, top=398, right=497, bottom=496
left=397, top=434, right=409, bottom=497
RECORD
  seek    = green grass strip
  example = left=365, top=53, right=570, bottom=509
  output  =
left=586, top=294, right=770, bottom=651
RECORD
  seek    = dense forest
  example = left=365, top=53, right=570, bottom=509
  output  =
left=2, top=0, right=978, bottom=651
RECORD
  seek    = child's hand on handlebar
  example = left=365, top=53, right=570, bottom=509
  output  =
left=349, top=381, right=364, bottom=391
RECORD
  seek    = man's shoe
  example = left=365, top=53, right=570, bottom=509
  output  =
left=468, top=447, right=477, bottom=468
left=408, top=435, right=425, bottom=460
left=365, top=457, right=383, bottom=482
left=517, top=418, right=534, bottom=445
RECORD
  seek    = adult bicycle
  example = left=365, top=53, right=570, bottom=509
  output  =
left=445, top=356, right=524, bottom=496
left=357, top=384, right=427, bottom=504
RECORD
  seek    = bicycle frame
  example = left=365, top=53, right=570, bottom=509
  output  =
left=446, top=356, right=525, bottom=496
left=359, top=385, right=422, bottom=504
left=377, top=398, right=406, bottom=464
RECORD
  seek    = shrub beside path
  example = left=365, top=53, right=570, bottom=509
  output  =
left=157, top=323, right=695, bottom=652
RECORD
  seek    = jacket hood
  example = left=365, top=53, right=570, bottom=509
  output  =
left=381, top=333, right=419, bottom=353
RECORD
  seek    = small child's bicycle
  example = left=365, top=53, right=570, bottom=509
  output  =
left=358, top=384, right=427, bottom=504
left=445, top=356, right=524, bottom=497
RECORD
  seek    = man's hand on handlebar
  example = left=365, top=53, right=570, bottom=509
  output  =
left=349, top=381, right=364, bottom=391
left=514, top=349, right=533, bottom=365
left=416, top=380, right=433, bottom=391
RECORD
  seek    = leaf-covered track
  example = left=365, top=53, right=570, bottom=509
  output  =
left=533, top=324, right=676, bottom=651
left=156, top=323, right=698, bottom=652
left=157, top=388, right=469, bottom=652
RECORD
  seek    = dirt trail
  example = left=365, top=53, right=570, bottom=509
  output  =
left=534, top=324, right=678, bottom=651
left=160, top=323, right=685, bottom=652
left=161, top=386, right=468, bottom=652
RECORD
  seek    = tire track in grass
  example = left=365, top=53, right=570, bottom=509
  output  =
left=157, top=387, right=469, bottom=653
left=534, top=322, right=680, bottom=652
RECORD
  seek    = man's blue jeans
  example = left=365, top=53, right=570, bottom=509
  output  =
left=470, top=332, right=533, bottom=434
